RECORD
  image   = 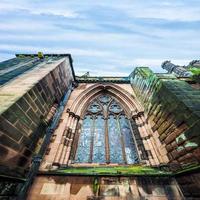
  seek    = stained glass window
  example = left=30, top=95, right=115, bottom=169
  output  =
left=108, top=115, right=124, bottom=163
left=74, top=94, right=139, bottom=164
left=93, top=116, right=106, bottom=163
left=75, top=115, right=92, bottom=163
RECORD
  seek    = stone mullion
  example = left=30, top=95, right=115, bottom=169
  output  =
left=105, top=118, right=110, bottom=164
left=53, top=112, right=70, bottom=165
left=89, top=116, right=95, bottom=163
left=117, top=116, right=127, bottom=164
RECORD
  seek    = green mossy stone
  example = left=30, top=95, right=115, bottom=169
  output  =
left=57, top=166, right=171, bottom=176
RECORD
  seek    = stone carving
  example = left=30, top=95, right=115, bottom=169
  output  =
left=161, top=61, right=192, bottom=77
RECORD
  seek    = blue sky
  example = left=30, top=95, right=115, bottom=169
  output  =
left=0, top=0, right=199, bottom=76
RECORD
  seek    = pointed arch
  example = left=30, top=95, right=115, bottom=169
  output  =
left=69, top=83, right=144, bottom=118
left=74, top=93, right=139, bottom=164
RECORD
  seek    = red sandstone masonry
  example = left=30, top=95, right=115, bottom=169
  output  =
left=0, top=56, right=74, bottom=176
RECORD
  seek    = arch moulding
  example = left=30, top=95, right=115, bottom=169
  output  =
left=69, top=83, right=144, bottom=119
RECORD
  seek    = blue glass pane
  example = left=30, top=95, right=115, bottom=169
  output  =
left=99, top=95, right=111, bottom=104
left=75, top=116, right=92, bottom=163
left=119, top=116, right=138, bottom=164
left=109, top=101, right=123, bottom=114
left=93, top=116, right=106, bottom=163
left=88, top=101, right=102, bottom=113
left=108, top=115, right=124, bottom=163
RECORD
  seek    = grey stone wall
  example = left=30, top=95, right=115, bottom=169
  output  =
left=0, top=56, right=74, bottom=177
left=130, top=67, right=200, bottom=170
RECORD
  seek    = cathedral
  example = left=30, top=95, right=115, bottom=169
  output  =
left=0, top=53, right=200, bottom=199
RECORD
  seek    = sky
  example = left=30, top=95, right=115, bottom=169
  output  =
left=0, top=0, right=199, bottom=76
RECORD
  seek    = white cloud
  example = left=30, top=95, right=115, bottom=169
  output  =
left=132, top=58, right=191, bottom=67
left=0, top=1, right=79, bottom=18
left=30, top=9, right=78, bottom=18
left=0, top=44, right=114, bottom=57
left=0, top=0, right=199, bottom=76
left=130, top=6, right=200, bottom=21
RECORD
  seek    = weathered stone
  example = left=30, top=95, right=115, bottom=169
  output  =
left=17, top=97, right=30, bottom=112
left=0, top=54, right=74, bottom=177
left=0, top=133, right=20, bottom=151
left=0, top=116, right=23, bottom=141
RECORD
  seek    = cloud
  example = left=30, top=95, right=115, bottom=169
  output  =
left=30, top=9, right=78, bottom=18
left=0, top=1, right=79, bottom=18
left=0, top=0, right=199, bottom=76
left=129, top=6, right=200, bottom=21
left=0, top=44, right=115, bottom=57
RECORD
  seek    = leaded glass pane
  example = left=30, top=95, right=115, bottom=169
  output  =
left=88, top=101, right=102, bottom=114
left=109, top=100, right=123, bottom=114
left=75, top=116, right=92, bottom=163
left=119, top=116, right=139, bottom=164
left=108, top=115, right=124, bottom=163
left=74, top=94, right=139, bottom=165
left=93, top=116, right=106, bottom=163
left=99, top=95, right=111, bottom=104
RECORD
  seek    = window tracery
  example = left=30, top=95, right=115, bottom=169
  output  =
left=74, top=94, right=139, bottom=164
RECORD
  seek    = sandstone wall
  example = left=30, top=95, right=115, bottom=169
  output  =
left=176, top=172, right=200, bottom=198
left=28, top=175, right=182, bottom=200
left=130, top=67, right=200, bottom=170
left=0, top=56, right=74, bottom=176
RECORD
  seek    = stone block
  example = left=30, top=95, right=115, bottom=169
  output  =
left=0, top=116, right=23, bottom=141
left=0, top=145, right=9, bottom=162
left=17, top=97, right=30, bottom=112
left=26, top=108, right=40, bottom=124
left=170, top=150, right=179, bottom=159
left=10, top=104, right=32, bottom=127
left=34, top=99, right=45, bottom=115
left=2, top=109, right=18, bottom=124
left=24, top=93, right=38, bottom=111
left=15, top=121, right=32, bottom=136
left=28, top=89, right=37, bottom=101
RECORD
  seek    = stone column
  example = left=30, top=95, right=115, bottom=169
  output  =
left=70, top=119, right=82, bottom=162
left=53, top=112, right=72, bottom=165
left=63, top=115, right=80, bottom=165
left=60, top=115, right=75, bottom=165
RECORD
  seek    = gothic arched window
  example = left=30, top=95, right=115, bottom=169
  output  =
left=74, top=94, right=139, bottom=164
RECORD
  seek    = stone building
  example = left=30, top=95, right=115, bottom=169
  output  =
left=0, top=54, right=200, bottom=199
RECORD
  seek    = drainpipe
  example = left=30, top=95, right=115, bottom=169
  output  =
left=18, top=84, right=73, bottom=200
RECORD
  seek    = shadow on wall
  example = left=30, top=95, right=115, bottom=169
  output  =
left=28, top=176, right=183, bottom=199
